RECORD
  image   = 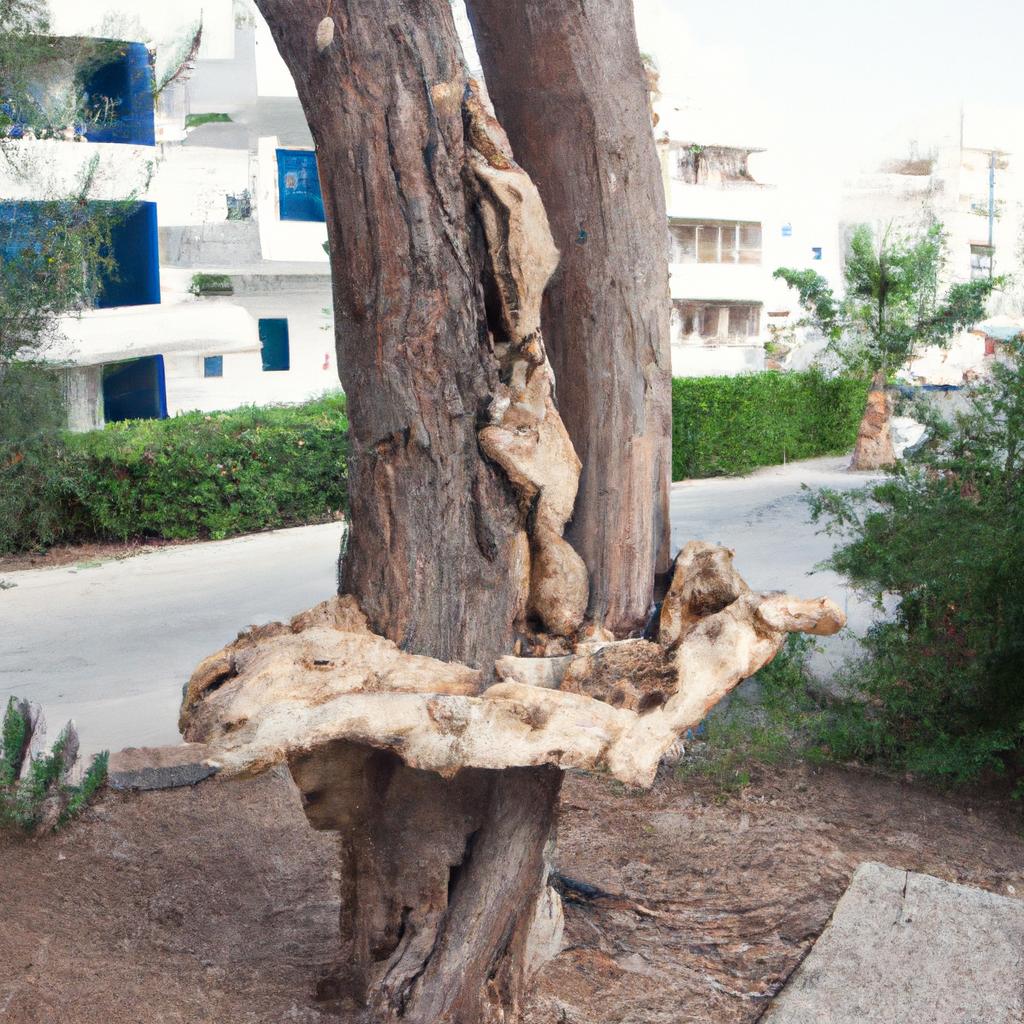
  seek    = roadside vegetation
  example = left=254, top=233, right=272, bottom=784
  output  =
left=671, top=369, right=867, bottom=479
left=688, top=343, right=1024, bottom=798
left=1, top=697, right=107, bottom=834
left=0, top=394, right=349, bottom=554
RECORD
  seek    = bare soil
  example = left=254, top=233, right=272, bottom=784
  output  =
left=1, top=762, right=1021, bottom=1024
left=0, top=538, right=183, bottom=573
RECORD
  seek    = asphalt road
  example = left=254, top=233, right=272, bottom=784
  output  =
left=0, top=456, right=882, bottom=758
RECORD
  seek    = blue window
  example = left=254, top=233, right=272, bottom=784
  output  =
left=80, top=41, right=155, bottom=146
left=0, top=199, right=160, bottom=309
left=781, top=223, right=793, bottom=237
left=812, top=246, right=823, bottom=261
left=204, top=355, right=224, bottom=378
left=259, top=319, right=290, bottom=371
left=96, top=201, right=161, bottom=308
left=103, top=355, right=167, bottom=422
left=277, top=149, right=325, bottom=222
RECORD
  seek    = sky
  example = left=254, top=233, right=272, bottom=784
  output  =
left=632, top=0, right=1024, bottom=169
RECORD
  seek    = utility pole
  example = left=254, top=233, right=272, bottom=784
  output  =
left=988, top=150, right=996, bottom=278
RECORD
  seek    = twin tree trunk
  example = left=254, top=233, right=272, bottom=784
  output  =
left=255, top=1, right=669, bottom=1020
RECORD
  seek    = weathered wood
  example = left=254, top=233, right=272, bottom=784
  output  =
left=465, top=0, right=674, bottom=636
left=256, top=0, right=522, bottom=669
left=288, top=742, right=563, bottom=1023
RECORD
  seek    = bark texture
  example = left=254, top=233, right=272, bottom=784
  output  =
left=257, top=0, right=524, bottom=669
left=851, top=372, right=896, bottom=470
left=289, top=744, right=563, bottom=1023
left=466, top=0, right=674, bottom=636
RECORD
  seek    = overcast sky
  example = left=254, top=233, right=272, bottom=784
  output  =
left=633, top=0, right=1024, bottom=166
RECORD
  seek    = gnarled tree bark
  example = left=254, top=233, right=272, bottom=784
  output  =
left=252, top=1, right=584, bottom=1018
left=465, top=0, right=674, bottom=636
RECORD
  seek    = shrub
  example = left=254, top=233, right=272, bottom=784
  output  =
left=672, top=370, right=868, bottom=479
left=808, top=347, right=1024, bottom=789
left=0, top=394, right=349, bottom=553
left=1, top=697, right=108, bottom=834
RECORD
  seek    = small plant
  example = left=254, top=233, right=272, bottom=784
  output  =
left=0, top=698, right=108, bottom=834
left=185, top=111, right=232, bottom=130
left=189, top=272, right=234, bottom=296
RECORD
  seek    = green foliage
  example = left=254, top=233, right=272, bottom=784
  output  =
left=0, top=697, right=108, bottom=834
left=185, top=112, right=231, bottom=129
left=672, top=370, right=868, bottom=479
left=807, top=344, right=1024, bottom=787
left=775, top=223, right=999, bottom=379
left=0, top=394, right=349, bottom=553
left=189, top=272, right=234, bottom=295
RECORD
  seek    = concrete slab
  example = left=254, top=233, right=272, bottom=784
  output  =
left=763, top=862, right=1024, bottom=1024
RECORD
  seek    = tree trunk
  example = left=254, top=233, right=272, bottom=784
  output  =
left=851, top=369, right=895, bottom=470
left=257, top=0, right=524, bottom=670
left=253, top=2, right=587, bottom=1017
left=290, top=743, right=563, bottom=1023
left=465, top=0, right=673, bottom=636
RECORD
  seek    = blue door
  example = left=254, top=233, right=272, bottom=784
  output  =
left=103, top=355, right=167, bottom=422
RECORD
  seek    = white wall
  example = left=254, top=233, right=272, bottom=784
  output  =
left=149, top=146, right=250, bottom=226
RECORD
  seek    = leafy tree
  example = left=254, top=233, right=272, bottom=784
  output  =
left=808, top=341, right=1024, bottom=788
left=775, top=223, right=998, bottom=382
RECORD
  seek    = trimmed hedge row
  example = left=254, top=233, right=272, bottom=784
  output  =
left=1, top=373, right=867, bottom=554
left=672, top=370, right=868, bottom=480
left=0, top=395, right=348, bottom=554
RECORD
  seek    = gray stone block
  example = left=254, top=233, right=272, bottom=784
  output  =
left=108, top=744, right=219, bottom=792
left=764, top=862, right=1024, bottom=1024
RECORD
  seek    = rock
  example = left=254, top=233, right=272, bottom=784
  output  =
left=763, top=862, right=1024, bottom=1023
left=108, top=744, right=220, bottom=791
left=851, top=386, right=895, bottom=470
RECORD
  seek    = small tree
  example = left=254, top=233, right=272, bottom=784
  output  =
left=775, top=223, right=998, bottom=468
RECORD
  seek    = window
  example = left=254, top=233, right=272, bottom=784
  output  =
left=674, top=301, right=761, bottom=341
left=259, top=319, right=290, bottom=371
left=203, top=355, right=223, bottom=378
left=669, top=220, right=762, bottom=265
left=970, top=244, right=994, bottom=280
left=277, top=149, right=325, bottom=222
left=103, top=355, right=167, bottom=422
left=96, top=201, right=161, bottom=308
left=79, top=42, right=155, bottom=146
left=811, top=246, right=823, bottom=261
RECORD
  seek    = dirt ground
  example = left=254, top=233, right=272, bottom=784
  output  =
left=2, top=762, right=1022, bottom=1024
left=0, top=538, right=183, bottom=573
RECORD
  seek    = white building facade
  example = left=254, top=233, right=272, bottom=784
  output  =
left=655, top=98, right=843, bottom=378
left=2, top=0, right=340, bottom=430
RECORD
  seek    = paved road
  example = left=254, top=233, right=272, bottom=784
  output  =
left=0, top=457, right=882, bottom=757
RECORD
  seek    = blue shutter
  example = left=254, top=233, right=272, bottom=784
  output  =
left=259, top=319, right=290, bottom=371
left=96, top=201, right=161, bottom=309
left=81, top=41, right=155, bottom=147
left=277, top=149, right=325, bottom=222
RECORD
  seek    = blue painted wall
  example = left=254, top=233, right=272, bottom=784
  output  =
left=276, top=149, right=325, bottom=222
left=81, top=41, right=155, bottom=147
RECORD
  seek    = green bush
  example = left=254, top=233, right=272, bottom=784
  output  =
left=808, top=347, right=1024, bottom=789
left=0, top=394, right=348, bottom=553
left=672, top=370, right=868, bottom=479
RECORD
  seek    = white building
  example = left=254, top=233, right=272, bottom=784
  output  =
left=841, top=105, right=1024, bottom=384
left=1, top=0, right=339, bottom=430
left=655, top=97, right=843, bottom=377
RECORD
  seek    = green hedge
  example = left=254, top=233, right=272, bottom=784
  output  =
left=0, top=395, right=348, bottom=554
left=1, top=373, right=866, bottom=554
left=672, top=370, right=868, bottom=480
